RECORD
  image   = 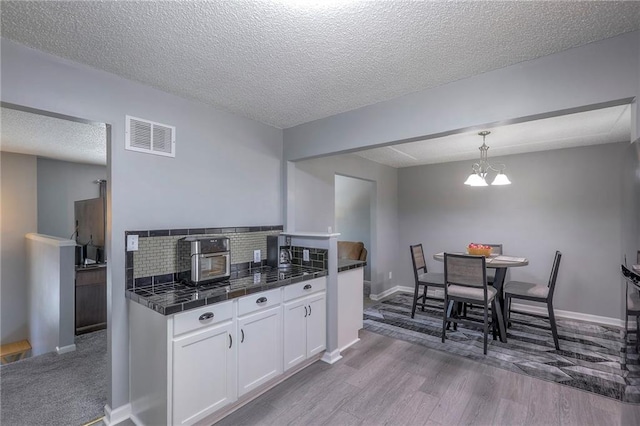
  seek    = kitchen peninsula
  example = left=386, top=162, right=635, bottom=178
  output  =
left=126, top=227, right=365, bottom=426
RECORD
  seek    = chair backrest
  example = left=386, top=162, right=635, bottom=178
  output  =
left=410, top=244, right=427, bottom=282
left=444, top=253, right=487, bottom=296
left=478, top=243, right=503, bottom=255
left=547, top=251, right=562, bottom=297
left=622, top=264, right=640, bottom=284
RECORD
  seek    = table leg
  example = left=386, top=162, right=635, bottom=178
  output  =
left=492, top=267, right=508, bottom=343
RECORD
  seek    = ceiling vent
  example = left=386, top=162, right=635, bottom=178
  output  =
left=125, top=115, right=176, bottom=158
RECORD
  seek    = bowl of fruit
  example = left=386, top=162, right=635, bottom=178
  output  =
left=467, top=243, right=492, bottom=257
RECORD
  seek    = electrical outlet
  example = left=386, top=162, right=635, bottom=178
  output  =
left=303, top=249, right=310, bottom=262
left=253, top=249, right=261, bottom=263
left=389, top=271, right=393, bottom=279
left=253, top=272, right=261, bottom=284
left=126, top=234, right=139, bottom=251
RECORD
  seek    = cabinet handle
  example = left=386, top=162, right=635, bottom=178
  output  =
left=256, top=297, right=268, bottom=304
left=199, top=312, right=214, bottom=321
left=308, top=305, right=311, bottom=316
left=303, top=284, right=312, bottom=290
left=304, top=306, right=308, bottom=318
left=228, top=334, right=232, bottom=349
left=241, top=329, right=245, bottom=343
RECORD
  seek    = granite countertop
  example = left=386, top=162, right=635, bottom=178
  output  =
left=126, top=265, right=327, bottom=316
left=338, top=259, right=366, bottom=272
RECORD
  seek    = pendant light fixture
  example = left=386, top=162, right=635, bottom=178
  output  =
left=464, top=131, right=511, bottom=186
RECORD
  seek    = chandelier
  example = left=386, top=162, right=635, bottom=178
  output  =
left=464, top=131, right=511, bottom=186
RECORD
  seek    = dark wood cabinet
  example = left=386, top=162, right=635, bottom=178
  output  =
left=75, top=266, right=107, bottom=335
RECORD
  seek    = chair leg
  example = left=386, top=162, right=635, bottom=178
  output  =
left=624, top=307, right=629, bottom=344
left=483, top=303, right=489, bottom=355
left=411, top=284, right=419, bottom=319
left=452, top=303, right=459, bottom=331
left=422, top=285, right=428, bottom=311
left=442, top=297, right=448, bottom=343
left=636, top=316, right=639, bottom=353
left=547, top=301, right=560, bottom=350
left=494, top=300, right=506, bottom=343
left=503, top=295, right=510, bottom=332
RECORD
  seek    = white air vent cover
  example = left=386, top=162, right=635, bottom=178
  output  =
left=125, top=115, right=175, bottom=158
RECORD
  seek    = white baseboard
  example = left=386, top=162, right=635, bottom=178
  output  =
left=339, top=337, right=361, bottom=352
left=56, top=344, right=76, bottom=355
left=103, top=403, right=131, bottom=426
left=129, top=413, right=143, bottom=426
left=369, top=285, right=413, bottom=301
left=510, top=302, right=631, bottom=329
left=320, top=349, right=343, bottom=364
left=370, top=286, right=629, bottom=329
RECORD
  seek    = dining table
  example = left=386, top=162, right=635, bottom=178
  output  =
left=433, top=252, right=529, bottom=343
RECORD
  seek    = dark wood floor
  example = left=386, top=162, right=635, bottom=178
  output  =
left=217, top=329, right=640, bottom=426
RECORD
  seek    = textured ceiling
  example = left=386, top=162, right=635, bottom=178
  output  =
left=0, top=107, right=106, bottom=165
left=1, top=1, right=638, bottom=129
left=354, top=104, right=631, bottom=168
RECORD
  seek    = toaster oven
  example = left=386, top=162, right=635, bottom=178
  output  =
left=177, top=237, right=230, bottom=286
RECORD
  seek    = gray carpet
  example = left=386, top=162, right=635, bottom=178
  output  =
left=365, top=293, right=640, bottom=403
left=0, top=330, right=107, bottom=426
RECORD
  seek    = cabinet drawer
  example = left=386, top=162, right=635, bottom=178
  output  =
left=237, top=289, right=282, bottom=317
left=283, top=277, right=326, bottom=302
left=76, top=267, right=106, bottom=286
left=173, top=301, right=233, bottom=336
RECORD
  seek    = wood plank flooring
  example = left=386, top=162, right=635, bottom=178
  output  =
left=217, top=330, right=640, bottom=426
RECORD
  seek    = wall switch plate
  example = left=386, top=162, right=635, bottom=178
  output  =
left=303, top=249, right=310, bottom=262
left=254, top=249, right=261, bottom=263
left=389, top=271, right=393, bottom=279
left=126, top=235, right=139, bottom=251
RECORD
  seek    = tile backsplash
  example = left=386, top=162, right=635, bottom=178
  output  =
left=127, top=226, right=282, bottom=281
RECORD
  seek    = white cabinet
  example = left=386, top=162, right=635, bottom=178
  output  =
left=283, top=299, right=307, bottom=370
left=237, top=304, right=283, bottom=396
left=306, top=293, right=326, bottom=357
left=172, top=321, right=235, bottom=425
left=283, top=282, right=326, bottom=371
left=129, top=277, right=327, bottom=425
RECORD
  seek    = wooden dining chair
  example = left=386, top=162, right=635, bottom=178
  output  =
left=410, top=244, right=445, bottom=319
left=621, top=264, right=640, bottom=352
left=442, top=253, right=505, bottom=355
left=503, top=251, right=562, bottom=350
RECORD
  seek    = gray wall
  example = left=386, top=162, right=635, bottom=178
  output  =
left=291, top=154, right=398, bottom=295
left=398, top=142, right=628, bottom=321
left=37, top=157, right=106, bottom=239
left=335, top=175, right=373, bottom=280
left=621, top=141, right=639, bottom=266
left=284, top=32, right=639, bottom=161
left=1, top=38, right=283, bottom=411
left=0, top=152, right=37, bottom=344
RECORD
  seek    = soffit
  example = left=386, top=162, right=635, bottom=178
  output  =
left=354, top=104, right=631, bottom=168
left=0, top=107, right=106, bottom=165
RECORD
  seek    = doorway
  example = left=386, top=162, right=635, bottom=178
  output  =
left=334, top=174, right=375, bottom=288
left=0, top=103, right=110, bottom=425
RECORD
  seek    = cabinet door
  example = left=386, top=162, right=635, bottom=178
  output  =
left=306, top=293, right=326, bottom=357
left=172, top=321, right=235, bottom=425
left=283, top=299, right=307, bottom=372
left=75, top=268, right=107, bottom=334
left=237, top=306, right=282, bottom=396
